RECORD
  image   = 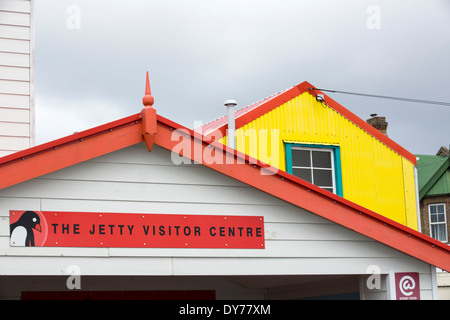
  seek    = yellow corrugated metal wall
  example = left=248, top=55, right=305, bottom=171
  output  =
left=221, top=92, right=418, bottom=229
left=402, top=158, right=419, bottom=229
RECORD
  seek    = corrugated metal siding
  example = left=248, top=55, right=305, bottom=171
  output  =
left=416, top=155, right=449, bottom=198
left=222, top=92, right=417, bottom=228
left=0, top=0, right=34, bottom=157
left=402, top=158, right=419, bottom=229
left=0, top=143, right=425, bottom=279
left=427, top=169, right=450, bottom=196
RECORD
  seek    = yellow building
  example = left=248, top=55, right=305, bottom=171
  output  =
left=202, top=82, right=419, bottom=230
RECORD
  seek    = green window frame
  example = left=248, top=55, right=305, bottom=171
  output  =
left=285, top=143, right=343, bottom=197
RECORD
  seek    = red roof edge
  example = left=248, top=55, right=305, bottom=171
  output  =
left=156, top=118, right=449, bottom=271
left=201, top=81, right=417, bottom=165
left=0, top=113, right=142, bottom=167
left=0, top=113, right=144, bottom=190
left=0, top=110, right=446, bottom=270
left=303, top=83, right=417, bottom=165
left=200, top=86, right=298, bottom=138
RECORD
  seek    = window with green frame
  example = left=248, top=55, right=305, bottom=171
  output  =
left=285, top=143, right=343, bottom=197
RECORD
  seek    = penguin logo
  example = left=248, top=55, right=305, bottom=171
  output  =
left=10, top=211, right=42, bottom=247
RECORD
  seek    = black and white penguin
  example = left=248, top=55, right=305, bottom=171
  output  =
left=10, top=211, right=42, bottom=247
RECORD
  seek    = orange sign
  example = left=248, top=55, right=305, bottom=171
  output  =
left=10, top=211, right=265, bottom=249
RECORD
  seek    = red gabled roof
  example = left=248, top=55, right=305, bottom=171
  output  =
left=0, top=79, right=447, bottom=271
left=201, top=81, right=417, bottom=165
left=201, top=86, right=296, bottom=134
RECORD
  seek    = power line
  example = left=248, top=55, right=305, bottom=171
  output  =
left=313, top=88, right=450, bottom=107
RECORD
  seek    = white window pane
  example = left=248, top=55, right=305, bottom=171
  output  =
left=431, top=224, right=447, bottom=242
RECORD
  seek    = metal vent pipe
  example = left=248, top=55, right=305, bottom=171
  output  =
left=224, top=99, right=237, bottom=149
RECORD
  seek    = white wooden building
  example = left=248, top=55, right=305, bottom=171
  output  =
left=0, top=0, right=35, bottom=157
left=0, top=0, right=448, bottom=301
left=0, top=82, right=448, bottom=300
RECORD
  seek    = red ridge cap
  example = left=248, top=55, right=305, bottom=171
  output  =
left=0, top=110, right=447, bottom=270
left=201, top=81, right=417, bottom=165
left=159, top=115, right=446, bottom=254
left=0, top=113, right=142, bottom=167
left=303, top=84, right=417, bottom=165
left=156, top=118, right=450, bottom=271
left=200, top=86, right=297, bottom=135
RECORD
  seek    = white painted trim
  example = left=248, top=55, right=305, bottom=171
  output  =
left=431, top=266, right=438, bottom=300
left=414, top=166, right=421, bottom=232
left=386, top=270, right=396, bottom=300
left=291, top=145, right=336, bottom=194
left=29, top=0, right=35, bottom=147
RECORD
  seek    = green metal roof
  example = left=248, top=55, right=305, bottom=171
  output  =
left=427, top=170, right=450, bottom=196
left=416, top=154, right=450, bottom=199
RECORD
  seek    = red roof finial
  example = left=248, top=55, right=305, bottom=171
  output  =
left=142, top=71, right=154, bottom=107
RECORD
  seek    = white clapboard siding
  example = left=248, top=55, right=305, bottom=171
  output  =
left=41, top=162, right=246, bottom=187
left=0, top=38, right=29, bottom=53
left=0, top=0, right=30, bottom=13
left=0, top=0, right=33, bottom=155
left=0, top=135, right=28, bottom=149
left=0, top=52, right=29, bottom=67
left=0, top=11, right=30, bottom=26
left=0, top=121, right=29, bottom=136
left=0, top=25, right=30, bottom=40
left=0, top=66, right=29, bottom=81
left=0, top=143, right=433, bottom=279
left=0, top=107, right=29, bottom=122
left=0, top=79, right=29, bottom=94
left=0, top=237, right=399, bottom=259
left=0, top=93, right=29, bottom=108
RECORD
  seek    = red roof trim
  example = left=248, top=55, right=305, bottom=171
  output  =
left=157, top=118, right=449, bottom=271
left=200, top=86, right=296, bottom=137
left=0, top=113, right=143, bottom=167
left=201, top=81, right=417, bottom=165
left=308, top=85, right=417, bottom=165
left=0, top=111, right=447, bottom=270
left=0, top=114, right=144, bottom=190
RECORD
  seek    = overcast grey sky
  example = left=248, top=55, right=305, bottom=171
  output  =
left=35, top=0, right=450, bottom=155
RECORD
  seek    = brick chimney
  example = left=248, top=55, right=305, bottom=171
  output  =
left=436, top=146, right=449, bottom=157
left=366, top=114, right=388, bottom=135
